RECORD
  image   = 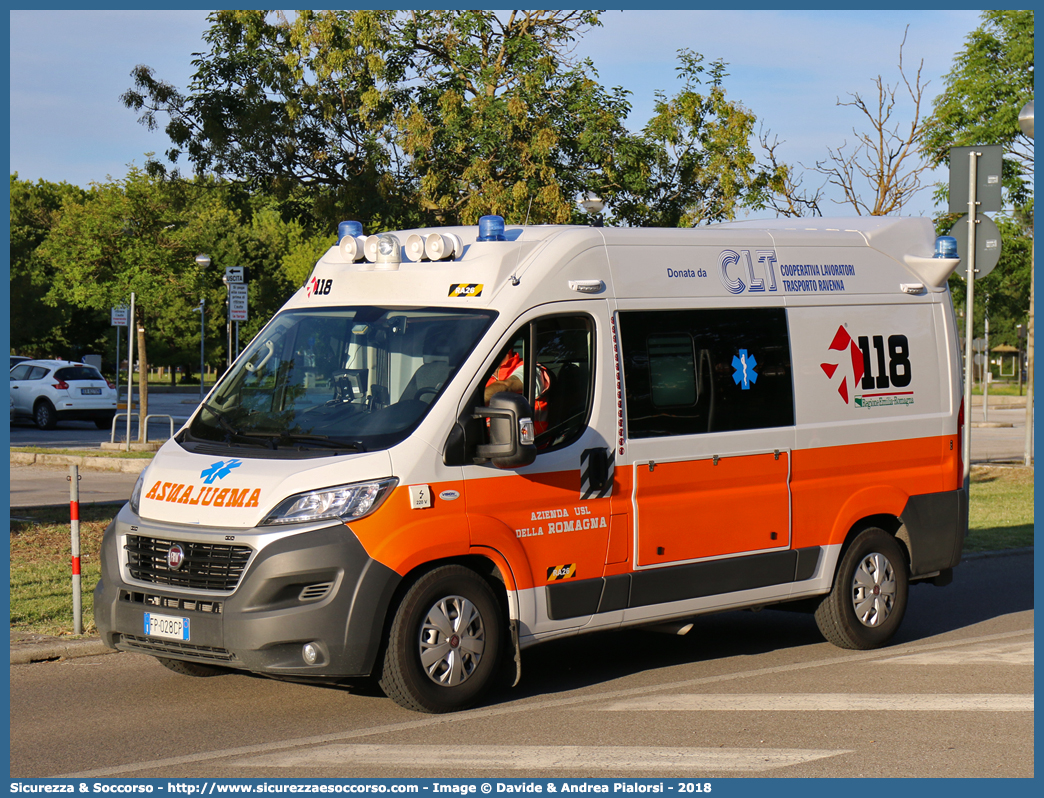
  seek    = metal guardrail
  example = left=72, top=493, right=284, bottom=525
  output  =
left=110, top=412, right=137, bottom=444
left=143, top=414, right=175, bottom=442
left=110, top=412, right=175, bottom=444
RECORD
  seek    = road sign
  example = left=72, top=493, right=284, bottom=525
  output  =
left=225, top=266, right=246, bottom=284
left=948, top=145, right=1004, bottom=213
left=948, top=214, right=1003, bottom=280
left=229, top=283, right=248, bottom=321
left=111, top=307, right=129, bottom=327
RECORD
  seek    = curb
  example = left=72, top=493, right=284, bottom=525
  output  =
left=11, top=451, right=152, bottom=473
left=12, top=547, right=1033, bottom=666
left=10, top=636, right=118, bottom=665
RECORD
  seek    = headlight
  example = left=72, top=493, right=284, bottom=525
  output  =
left=129, top=470, right=146, bottom=515
left=261, top=478, right=398, bottom=526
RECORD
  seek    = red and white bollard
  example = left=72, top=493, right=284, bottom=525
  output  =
left=69, top=465, right=82, bottom=635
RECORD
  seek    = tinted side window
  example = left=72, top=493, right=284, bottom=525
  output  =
left=620, top=308, right=794, bottom=438
left=28, top=366, right=50, bottom=380
left=10, top=365, right=31, bottom=380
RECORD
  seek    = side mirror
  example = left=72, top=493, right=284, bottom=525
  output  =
left=472, top=392, right=537, bottom=469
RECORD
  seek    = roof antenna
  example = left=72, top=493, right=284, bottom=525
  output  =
left=509, top=197, right=534, bottom=287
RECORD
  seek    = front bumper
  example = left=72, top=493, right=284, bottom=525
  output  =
left=94, top=507, right=401, bottom=678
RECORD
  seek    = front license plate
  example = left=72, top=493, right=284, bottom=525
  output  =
left=144, top=612, right=190, bottom=641
left=80, top=388, right=102, bottom=395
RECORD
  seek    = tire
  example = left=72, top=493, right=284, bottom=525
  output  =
left=379, top=565, right=503, bottom=713
left=33, top=400, right=57, bottom=430
left=156, top=657, right=229, bottom=677
left=94, top=414, right=115, bottom=430
left=815, top=527, right=909, bottom=650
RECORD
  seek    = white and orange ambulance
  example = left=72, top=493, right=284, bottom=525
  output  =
left=95, top=215, right=968, bottom=712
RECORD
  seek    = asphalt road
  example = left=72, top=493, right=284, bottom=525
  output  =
left=8, top=391, right=196, bottom=448
left=9, top=551, right=1033, bottom=779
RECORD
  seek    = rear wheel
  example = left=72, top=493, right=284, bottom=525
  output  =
left=156, top=657, right=229, bottom=677
left=33, top=400, right=57, bottom=430
left=815, top=527, right=908, bottom=649
left=379, top=565, right=503, bottom=713
left=94, top=414, right=115, bottom=430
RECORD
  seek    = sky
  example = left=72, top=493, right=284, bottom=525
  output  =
left=8, top=8, right=987, bottom=220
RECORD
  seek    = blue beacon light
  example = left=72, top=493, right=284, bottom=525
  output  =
left=338, top=221, right=364, bottom=241
left=934, top=236, right=958, bottom=259
left=477, top=215, right=506, bottom=242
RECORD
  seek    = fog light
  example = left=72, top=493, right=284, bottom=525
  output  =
left=303, top=642, right=319, bottom=665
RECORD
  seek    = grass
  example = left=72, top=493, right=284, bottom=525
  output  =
left=8, top=466, right=1033, bottom=637
left=10, top=504, right=113, bottom=636
left=12, top=446, right=155, bottom=459
left=964, top=465, right=1035, bottom=552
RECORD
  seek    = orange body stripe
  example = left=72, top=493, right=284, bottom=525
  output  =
left=353, top=435, right=958, bottom=594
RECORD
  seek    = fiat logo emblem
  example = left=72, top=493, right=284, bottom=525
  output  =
left=167, top=544, right=185, bottom=570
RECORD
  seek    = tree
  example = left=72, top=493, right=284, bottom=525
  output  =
left=121, top=10, right=634, bottom=229
left=921, top=10, right=1034, bottom=206
left=37, top=169, right=234, bottom=439
left=9, top=175, right=110, bottom=359
left=606, top=51, right=779, bottom=227
left=122, top=10, right=406, bottom=230
left=397, top=10, right=630, bottom=225
left=811, top=29, right=933, bottom=216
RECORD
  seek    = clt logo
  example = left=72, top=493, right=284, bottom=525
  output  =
left=821, top=326, right=912, bottom=404
left=307, top=277, right=333, bottom=298
left=718, top=249, right=779, bottom=295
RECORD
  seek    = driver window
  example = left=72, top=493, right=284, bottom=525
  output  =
left=482, top=315, right=594, bottom=451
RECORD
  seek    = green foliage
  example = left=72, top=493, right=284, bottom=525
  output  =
left=922, top=10, right=1034, bottom=207
left=397, top=10, right=629, bottom=226
left=119, top=12, right=786, bottom=231
left=9, top=175, right=109, bottom=359
left=606, top=51, right=773, bottom=227
left=946, top=211, right=1033, bottom=346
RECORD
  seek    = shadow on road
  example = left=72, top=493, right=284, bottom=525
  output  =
left=496, top=550, right=1033, bottom=706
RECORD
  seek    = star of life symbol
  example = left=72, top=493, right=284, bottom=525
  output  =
left=200, top=458, right=242, bottom=484
left=731, top=349, right=758, bottom=390
left=820, top=325, right=865, bottom=404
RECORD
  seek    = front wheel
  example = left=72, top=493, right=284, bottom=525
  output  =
left=379, top=565, right=503, bottom=713
left=815, top=527, right=909, bottom=650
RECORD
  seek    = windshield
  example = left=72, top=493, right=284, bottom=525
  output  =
left=184, top=306, right=495, bottom=454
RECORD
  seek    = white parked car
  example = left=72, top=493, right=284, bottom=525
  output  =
left=10, top=360, right=117, bottom=430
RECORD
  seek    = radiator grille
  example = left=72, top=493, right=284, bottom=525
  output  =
left=119, top=634, right=238, bottom=662
left=119, top=589, right=223, bottom=614
left=124, top=535, right=251, bottom=592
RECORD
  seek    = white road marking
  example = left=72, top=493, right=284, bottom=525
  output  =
left=874, top=641, right=1034, bottom=666
left=598, top=694, right=1034, bottom=712
left=232, top=743, right=850, bottom=773
left=55, top=628, right=1032, bottom=779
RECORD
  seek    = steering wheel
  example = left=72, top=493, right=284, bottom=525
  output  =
left=414, top=387, right=440, bottom=402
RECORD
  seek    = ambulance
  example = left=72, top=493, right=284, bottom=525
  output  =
left=95, top=214, right=968, bottom=713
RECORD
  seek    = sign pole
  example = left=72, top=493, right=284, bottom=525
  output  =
left=69, top=465, right=82, bottom=636
left=962, top=153, right=977, bottom=487
left=125, top=293, right=135, bottom=453
left=114, top=323, right=120, bottom=406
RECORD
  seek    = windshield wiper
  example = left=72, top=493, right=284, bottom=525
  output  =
left=238, top=431, right=367, bottom=452
left=199, top=401, right=267, bottom=447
